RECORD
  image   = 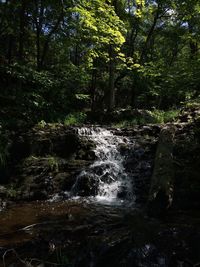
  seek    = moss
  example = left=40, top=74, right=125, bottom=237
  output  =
left=23, top=156, right=60, bottom=171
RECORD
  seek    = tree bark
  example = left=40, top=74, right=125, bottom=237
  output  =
left=18, top=0, right=26, bottom=61
left=40, top=13, right=63, bottom=68
left=140, top=7, right=160, bottom=63
left=91, top=66, right=97, bottom=112
left=188, top=22, right=198, bottom=59
left=107, top=44, right=115, bottom=111
left=33, top=0, right=44, bottom=70
left=7, top=34, right=13, bottom=64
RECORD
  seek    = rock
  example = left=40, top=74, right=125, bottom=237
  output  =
left=54, top=172, right=75, bottom=191
left=6, top=156, right=94, bottom=201
left=73, top=174, right=99, bottom=196
left=172, top=122, right=200, bottom=210
left=2, top=108, right=200, bottom=209
left=117, top=186, right=129, bottom=199
left=1, top=124, right=97, bottom=201
left=147, top=125, right=176, bottom=217
left=0, top=185, right=7, bottom=198
left=0, top=199, right=7, bottom=211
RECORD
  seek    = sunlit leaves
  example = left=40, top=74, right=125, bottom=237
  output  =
left=135, top=0, right=145, bottom=18
left=72, top=0, right=126, bottom=65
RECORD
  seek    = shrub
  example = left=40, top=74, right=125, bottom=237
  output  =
left=64, top=112, right=87, bottom=126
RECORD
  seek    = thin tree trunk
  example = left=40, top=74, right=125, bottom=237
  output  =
left=33, top=0, right=43, bottom=70
left=108, top=44, right=115, bottom=111
left=18, top=0, right=26, bottom=61
left=36, top=26, right=41, bottom=70
left=74, top=44, right=79, bottom=66
left=188, top=22, right=198, bottom=59
left=140, top=7, right=160, bottom=63
left=131, top=84, right=136, bottom=108
left=40, top=13, right=63, bottom=68
left=7, top=34, right=13, bottom=64
left=91, top=67, right=97, bottom=112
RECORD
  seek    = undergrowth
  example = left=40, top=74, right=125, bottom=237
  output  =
left=112, top=109, right=180, bottom=128
left=64, top=112, right=87, bottom=126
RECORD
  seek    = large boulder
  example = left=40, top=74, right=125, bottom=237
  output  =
left=1, top=124, right=96, bottom=201
left=148, top=106, right=200, bottom=216
left=147, top=125, right=176, bottom=217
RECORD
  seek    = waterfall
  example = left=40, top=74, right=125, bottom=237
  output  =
left=72, top=127, right=135, bottom=204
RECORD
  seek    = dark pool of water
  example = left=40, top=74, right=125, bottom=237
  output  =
left=1, top=200, right=200, bottom=267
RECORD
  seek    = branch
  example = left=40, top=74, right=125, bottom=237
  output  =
left=40, top=1, right=64, bottom=67
left=3, top=249, right=26, bottom=267
left=140, top=6, right=160, bottom=63
left=2, top=248, right=65, bottom=267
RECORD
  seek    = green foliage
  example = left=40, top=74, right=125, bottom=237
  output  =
left=163, top=110, right=180, bottom=123
left=183, top=97, right=200, bottom=109
left=147, top=110, right=180, bottom=123
left=112, top=109, right=179, bottom=127
left=48, top=157, right=59, bottom=172
left=0, top=0, right=200, bottom=124
left=6, top=185, right=18, bottom=198
left=37, top=120, right=47, bottom=128
left=0, top=63, right=90, bottom=129
left=64, top=112, right=87, bottom=126
left=74, top=0, right=126, bottom=47
left=113, top=119, right=140, bottom=128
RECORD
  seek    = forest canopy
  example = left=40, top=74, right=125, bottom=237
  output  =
left=0, top=0, right=200, bottom=126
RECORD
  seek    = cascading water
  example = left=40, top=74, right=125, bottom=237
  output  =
left=71, top=127, right=135, bottom=204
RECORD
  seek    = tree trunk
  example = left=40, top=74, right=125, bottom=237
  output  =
left=91, top=67, right=97, bottom=112
left=74, top=44, right=79, bottom=66
left=140, top=7, right=160, bottom=63
left=36, top=26, right=41, bottom=70
left=18, top=0, right=26, bottom=61
left=131, top=84, right=136, bottom=108
left=107, top=44, right=115, bottom=112
left=7, top=34, right=13, bottom=64
left=40, top=13, right=63, bottom=68
left=189, top=22, right=198, bottom=59
left=33, top=0, right=43, bottom=70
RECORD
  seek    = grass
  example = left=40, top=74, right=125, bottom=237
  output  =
left=35, top=111, right=87, bottom=128
left=112, top=109, right=180, bottom=128
left=64, top=112, right=86, bottom=126
left=48, top=156, right=59, bottom=171
left=6, top=185, right=18, bottom=198
left=147, top=109, right=180, bottom=124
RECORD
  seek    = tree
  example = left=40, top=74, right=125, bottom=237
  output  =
left=72, top=0, right=126, bottom=111
left=0, top=0, right=200, bottom=123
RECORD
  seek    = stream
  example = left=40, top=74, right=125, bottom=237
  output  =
left=71, top=127, right=135, bottom=204
left=0, top=127, right=200, bottom=267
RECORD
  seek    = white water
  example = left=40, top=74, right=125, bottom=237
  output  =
left=73, top=127, right=134, bottom=204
